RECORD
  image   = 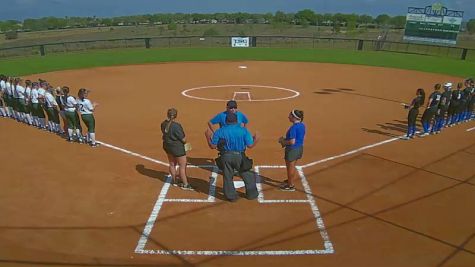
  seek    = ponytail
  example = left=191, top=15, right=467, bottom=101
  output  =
left=165, top=108, right=178, bottom=133
left=291, top=109, right=304, bottom=121
left=417, top=88, right=425, bottom=105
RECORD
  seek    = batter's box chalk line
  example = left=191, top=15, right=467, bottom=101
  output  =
left=134, top=166, right=334, bottom=256
left=96, top=132, right=416, bottom=256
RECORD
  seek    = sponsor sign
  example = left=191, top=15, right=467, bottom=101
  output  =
left=231, top=37, right=250, bottom=47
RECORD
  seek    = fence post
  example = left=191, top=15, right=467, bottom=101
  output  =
left=461, top=48, right=468, bottom=60
left=145, top=38, right=151, bottom=49
left=39, top=45, right=45, bottom=56
left=357, top=40, right=364, bottom=51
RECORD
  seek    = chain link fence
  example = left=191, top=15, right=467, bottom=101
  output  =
left=0, top=35, right=473, bottom=61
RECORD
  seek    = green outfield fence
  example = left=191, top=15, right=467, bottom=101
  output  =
left=0, top=35, right=474, bottom=61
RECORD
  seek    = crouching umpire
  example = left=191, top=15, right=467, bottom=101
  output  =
left=205, top=112, right=260, bottom=202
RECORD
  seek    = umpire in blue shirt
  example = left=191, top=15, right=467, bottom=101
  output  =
left=205, top=112, right=260, bottom=202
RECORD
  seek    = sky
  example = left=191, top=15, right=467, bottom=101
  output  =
left=2, top=0, right=474, bottom=21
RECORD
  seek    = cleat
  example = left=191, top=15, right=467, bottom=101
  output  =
left=279, top=184, right=296, bottom=192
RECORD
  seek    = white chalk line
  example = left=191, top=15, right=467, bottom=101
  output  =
left=164, top=166, right=219, bottom=203
left=181, top=84, right=300, bottom=102
left=98, top=133, right=404, bottom=172
left=255, top=166, right=309, bottom=204
left=467, top=126, right=475, bottom=132
left=297, top=167, right=334, bottom=253
left=135, top=249, right=332, bottom=256
left=97, top=141, right=168, bottom=167
left=135, top=165, right=333, bottom=256
left=135, top=175, right=172, bottom=252
left=233, top=91, right=252, bottom=101
left=301, top=136, right=401, bottom=169
left=98, top=135, right=411, bottom=256
left=208, top=167, right=218, bottom=202
left=96, top=140, right=215, bottom=169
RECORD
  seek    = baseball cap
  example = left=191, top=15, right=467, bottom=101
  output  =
left=444, top=82, right=452, bottom=88
left=226, top=100, right=238, bottom=109
left=225, top=111, right=238, bottom=124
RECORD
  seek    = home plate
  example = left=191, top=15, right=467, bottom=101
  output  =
left=233, top=180, right=245, bottom=188
left=238, top=65, right=248, bottom=69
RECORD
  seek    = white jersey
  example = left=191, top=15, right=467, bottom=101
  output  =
left=25, top=86, right=31, bottom=99
left=38, top=88, right=46, bottom=97
left=37, top=88, right=46, bottom=102
left=6, top=82, right=13, bottom=96
left=0, top=80, right=5, bottom=94
left=31, top=88, right=39, bottom=104
left=45, top=92, right=58, bottom=108
left=16, top=85, right=26, bottom=99
left=65, top=95, right=77, bottom=112
left=77, top=98, right=94, bottom=115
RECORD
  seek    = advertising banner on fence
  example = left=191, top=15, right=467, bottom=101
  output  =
left=231, top=37, right=250, bottom=47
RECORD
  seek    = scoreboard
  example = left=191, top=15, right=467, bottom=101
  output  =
left=403, top=3, right=463, bottom=46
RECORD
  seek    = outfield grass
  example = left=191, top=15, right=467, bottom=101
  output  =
left=1, top=47, right=474, bottom=77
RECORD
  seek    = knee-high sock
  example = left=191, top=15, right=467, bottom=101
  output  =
left=68, top=129, right=74, bottom=140
left=75, top=129, right=83, bottom=140
left=26, top=114, right=33, bottom=125
left=32, top=116, right=39, bottom=126
left=90, top=133, right=96, bottom=144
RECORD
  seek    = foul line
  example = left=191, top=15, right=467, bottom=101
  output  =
left=297, top=167, right=334, bottom=253
left=98, top=134, right=407, bottom=171
left=301, top=136, right=401, bottom=169
left=467, top=126, right=475, bottom=132
left=97, top=141, right=168, bottom=167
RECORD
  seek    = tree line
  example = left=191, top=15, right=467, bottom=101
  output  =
left=0, top=9, right=474, bottom=34
left=0, top=10, right=406, bottom=32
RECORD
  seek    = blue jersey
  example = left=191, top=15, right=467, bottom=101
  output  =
left=210, top=111, right=249, bottom=127
left=285, top=122, right=306, bottom=149
left=211, top=124, right=253, bottom=152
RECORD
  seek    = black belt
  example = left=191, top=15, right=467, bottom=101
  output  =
left=223, top=151, right=243, bottom=155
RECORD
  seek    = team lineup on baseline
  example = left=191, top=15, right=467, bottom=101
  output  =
left=1, top=62, right=474, bottom=262
left=0, top=75, right=98, bottom=147
left=1, top=71, right=474, bottom=203
left=402, top=79, right=475, bottom=139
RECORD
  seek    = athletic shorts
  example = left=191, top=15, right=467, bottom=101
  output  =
left=163, top=142, right=186, bottom=158
left=285, top=146, right=303, bottom=162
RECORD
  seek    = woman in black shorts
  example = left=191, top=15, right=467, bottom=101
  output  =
left=161, top=108, right=192, bottom=190
left=403, top=88, right=424, bottom=139
left=448, top=82, right=462, bottom=126
left=420, top=83, right=441, bottom=136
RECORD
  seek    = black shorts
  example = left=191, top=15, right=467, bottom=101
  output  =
left=285, top=146, right=303, bottom=162
left=163, top=142, right=186, bottom=157
left=421, top=108, right=436, bottom=122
